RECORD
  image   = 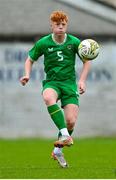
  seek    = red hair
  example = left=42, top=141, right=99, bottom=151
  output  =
left=50, top=11, right=68, bottom=23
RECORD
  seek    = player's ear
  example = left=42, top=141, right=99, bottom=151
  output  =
left=50, top=21, right=52, bottom=28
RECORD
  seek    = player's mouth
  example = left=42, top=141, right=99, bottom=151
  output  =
left=57, top=31, right=64, bottom=34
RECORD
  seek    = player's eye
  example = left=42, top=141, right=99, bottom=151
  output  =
left=56, top=23, right=60, bottom=26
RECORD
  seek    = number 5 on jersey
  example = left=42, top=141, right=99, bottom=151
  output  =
left=57, top=51, right=63, bottom=61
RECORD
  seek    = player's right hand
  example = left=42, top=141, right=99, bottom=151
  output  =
left=20, top=76, right=29, bottom=86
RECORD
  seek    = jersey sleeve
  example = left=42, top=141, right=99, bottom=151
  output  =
left=28, top=39, right=44, bottom=61
left=74, top=38, right=81, bottom=53
left=73, top=38, right=82, bottom=60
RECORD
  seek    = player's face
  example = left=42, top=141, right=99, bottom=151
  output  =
left=51, top=20, right=68, bottom=35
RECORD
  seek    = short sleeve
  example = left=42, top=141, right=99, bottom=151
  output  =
left=75, top=38, right=81, bottom=52
left=28, top=39, right=44, bottom=61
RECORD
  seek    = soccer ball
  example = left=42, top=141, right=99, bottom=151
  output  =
left=78, top=39, right=100, bottom=61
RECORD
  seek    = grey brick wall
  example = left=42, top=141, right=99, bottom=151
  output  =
left=0, top=0, right=116, bottom=36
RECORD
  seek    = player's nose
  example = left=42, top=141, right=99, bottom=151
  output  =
left=59, top=24, right=63, bottom=29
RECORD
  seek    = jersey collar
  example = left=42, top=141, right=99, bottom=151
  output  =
left=52, top=33, right=67, bottom=45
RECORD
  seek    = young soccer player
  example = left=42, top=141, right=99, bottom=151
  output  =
left=20, top=11, right=91, bottom=168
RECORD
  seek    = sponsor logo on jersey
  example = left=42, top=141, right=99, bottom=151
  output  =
left=48, top=48, right=53, bottom=52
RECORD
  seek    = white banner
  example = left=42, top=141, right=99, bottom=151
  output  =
left=0, top=42, right=116, bottom=138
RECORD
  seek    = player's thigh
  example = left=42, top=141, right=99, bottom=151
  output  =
left=63, top=104, right=79, bottom=126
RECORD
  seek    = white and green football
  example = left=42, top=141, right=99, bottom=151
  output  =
left=78, top=39, right=100, bottom=61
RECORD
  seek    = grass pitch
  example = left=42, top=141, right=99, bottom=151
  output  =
left=0, top=137, right=116, bottom=179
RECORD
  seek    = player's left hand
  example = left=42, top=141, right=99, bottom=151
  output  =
left=78, top=81, right=86, bottom=94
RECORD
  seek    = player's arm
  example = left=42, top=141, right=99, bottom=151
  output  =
left=20, top=57, right=34, bottom=86
left=78, top=60, right=91, bottom=94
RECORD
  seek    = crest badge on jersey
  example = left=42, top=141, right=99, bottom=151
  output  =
left=67, top=44, right=72, bottom=50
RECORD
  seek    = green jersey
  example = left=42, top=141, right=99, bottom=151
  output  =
left=29, top=33, right=81, bottom=81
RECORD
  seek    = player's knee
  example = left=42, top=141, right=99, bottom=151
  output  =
left=67, top=120, right=75, bottom=130
left=43, top=94, right=56, bottom=105
left=66, top=114, right=77, bottom=129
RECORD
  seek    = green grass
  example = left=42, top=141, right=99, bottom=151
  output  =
left=0, top=137, right=116, bottom=179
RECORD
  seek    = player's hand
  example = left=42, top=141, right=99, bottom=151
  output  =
left=20, top=76, right=29, bottom=86
left=78, top=81, right=86, bottom=94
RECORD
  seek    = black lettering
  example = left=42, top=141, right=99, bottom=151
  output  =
left=0, top=69, right=4, bottom=81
